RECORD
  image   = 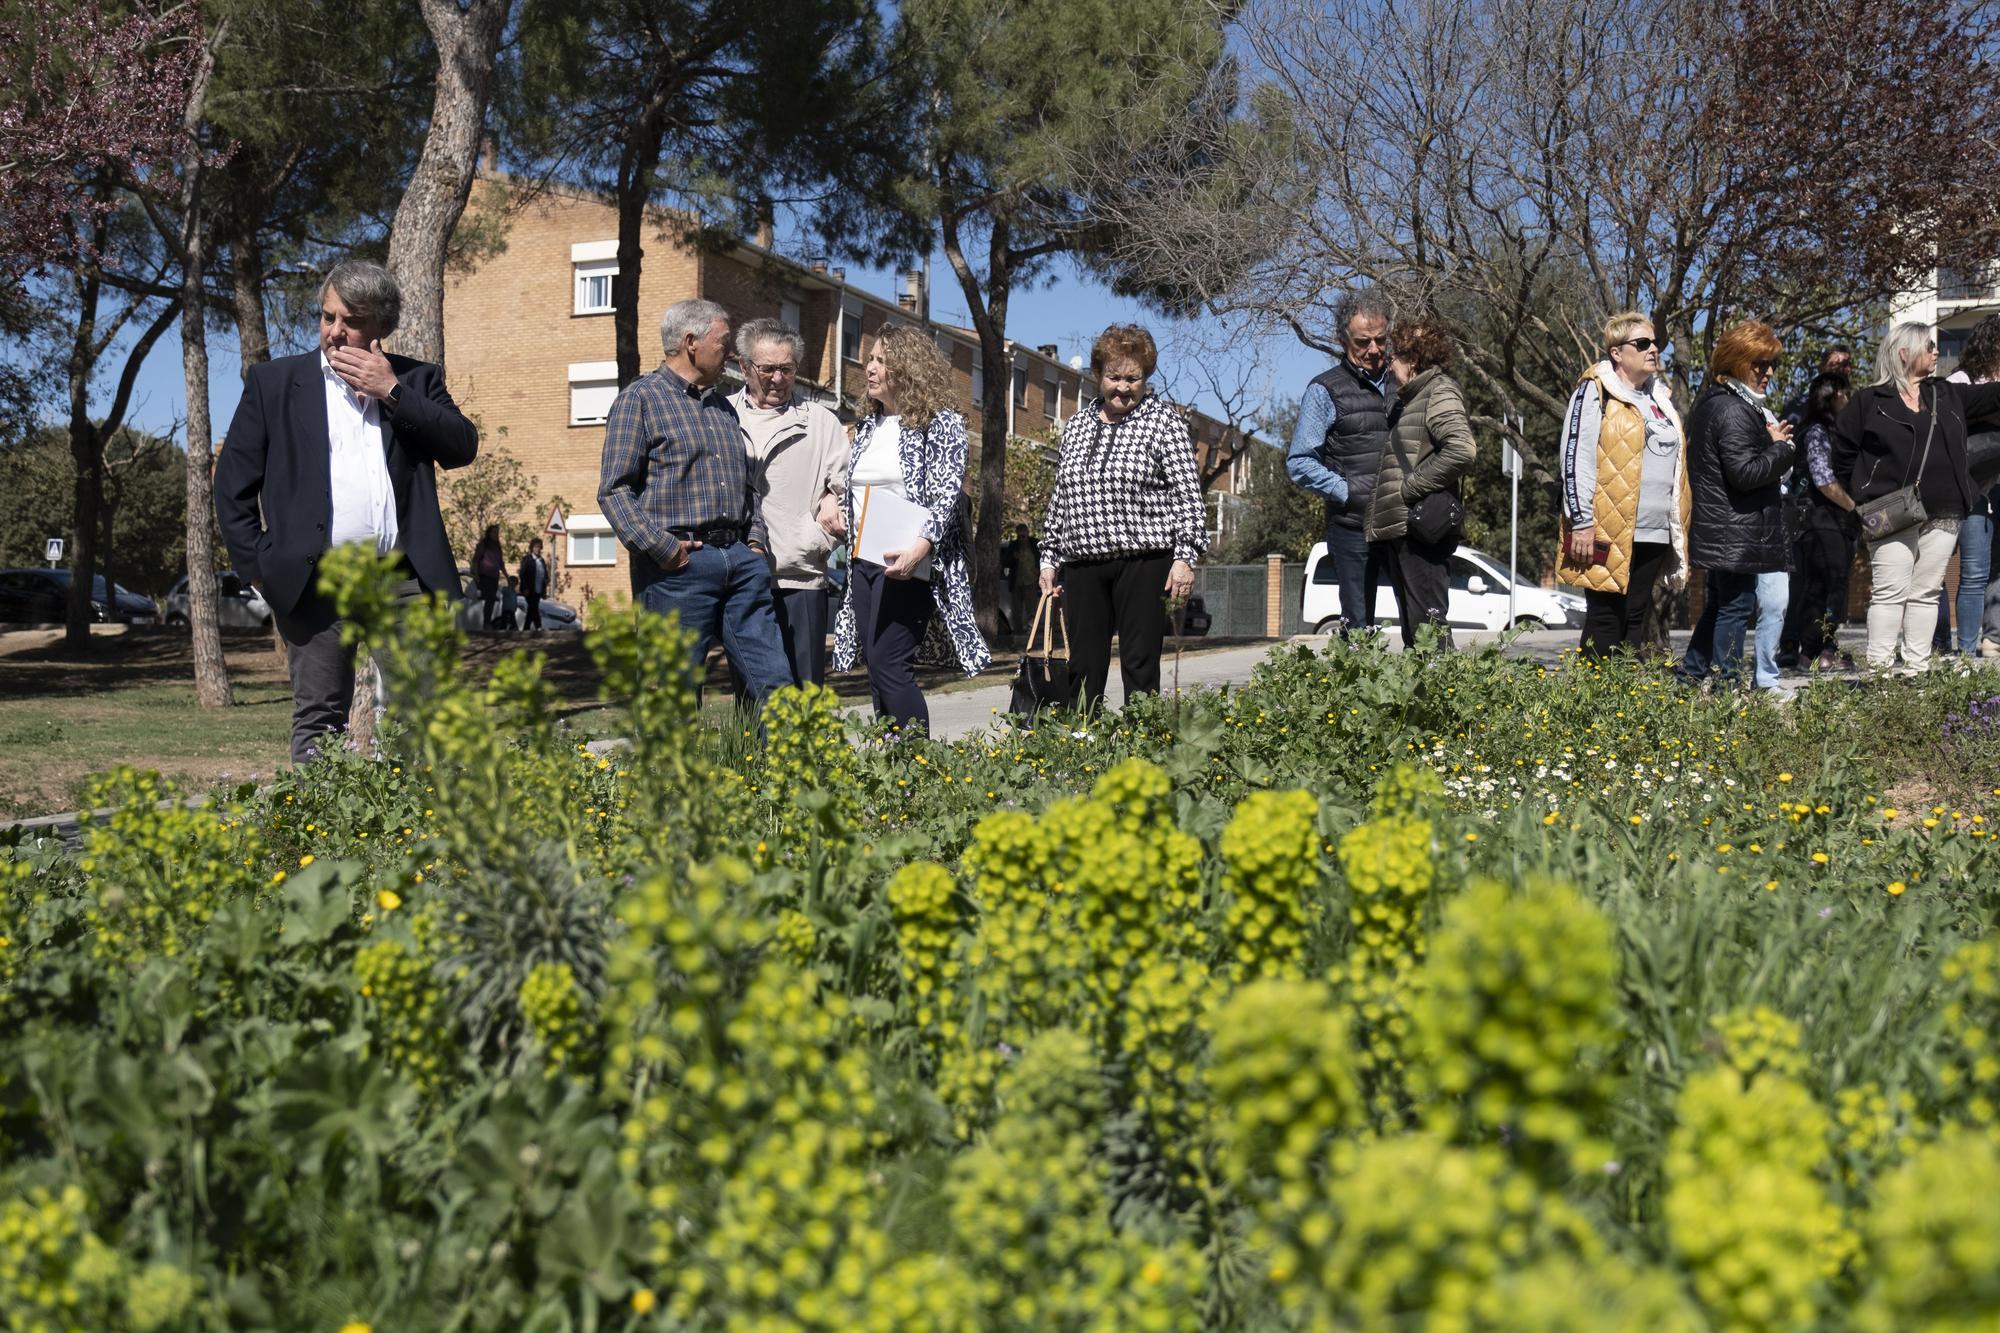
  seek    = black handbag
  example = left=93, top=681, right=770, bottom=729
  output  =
left=1009, top=592, right=1072, bottom=717
left=1408, top=489, right=1466, bottom=547
left=1386, top=402, right=1467, bottom=548
left=1855, top=388, right=1936, bottom=543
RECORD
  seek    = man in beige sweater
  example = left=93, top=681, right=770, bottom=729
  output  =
left=729, top=318, right=848, bottom=684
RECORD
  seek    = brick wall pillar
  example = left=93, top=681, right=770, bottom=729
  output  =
left=1265, top=554, right=1284, bottom=637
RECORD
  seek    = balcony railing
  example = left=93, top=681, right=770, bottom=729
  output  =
left=1939, top=265, right=2000, bottom=302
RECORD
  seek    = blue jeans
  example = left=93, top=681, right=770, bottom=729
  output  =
left=1324, top=521, right=1388, bottom=630
left=1956, top=509, right=1994, bottom=653
left=1754, top=571, right=1789, bottom=688
left=638, top=542, right=793, bottom=704
left=1679, top=570, right=1759, bottom=686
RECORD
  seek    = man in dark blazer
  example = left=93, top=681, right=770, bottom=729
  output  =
left=518, top=537, right=549, bottom=631
left=215, top=258, right=479, bottom=763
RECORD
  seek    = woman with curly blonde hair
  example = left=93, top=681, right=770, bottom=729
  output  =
left=831, top=326, right=989, bottom=730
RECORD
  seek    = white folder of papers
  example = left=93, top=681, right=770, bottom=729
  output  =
left=852, top=486, right=934, bottom=576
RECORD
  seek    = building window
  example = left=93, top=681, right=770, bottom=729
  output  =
left=1043, top=368, right=1059, bottom=419
left=567, top=516, right=618, bottom=566
left=971, top=359, right=984, bottom=405
left=841, top=300, right=863, bottom=362
left=568, top=361, right=620, bottom=426
left=571, top=241, right=620, bottom=316
left=1012, top=362, right=1027, bottom=407
left=781, top=297, right=802, bottom=335
left=574, top=263, right=616, bottom=315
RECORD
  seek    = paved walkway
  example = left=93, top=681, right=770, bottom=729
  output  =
left=899, top=626, right=1882, bottom=742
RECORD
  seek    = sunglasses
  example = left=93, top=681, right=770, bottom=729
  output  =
left=1619, top=337, right=1661, bottom=352
left=1347, top=335, right=1390, bottom=350
left=1752, top=358, right=1779, bottom=374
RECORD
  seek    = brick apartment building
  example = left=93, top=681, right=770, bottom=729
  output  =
left=440, top=177, right=1251, bottom=611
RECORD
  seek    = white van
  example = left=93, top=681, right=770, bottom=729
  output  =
left=1300, top=542, right=1586, bottom=634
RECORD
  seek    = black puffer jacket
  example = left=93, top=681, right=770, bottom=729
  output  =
left=1685, top=382, right=1794, bottom=573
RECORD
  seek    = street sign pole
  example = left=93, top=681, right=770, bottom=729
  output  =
left=1501, top=416, right=1522, bottom=628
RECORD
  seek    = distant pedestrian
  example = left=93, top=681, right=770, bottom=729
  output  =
left=499, top=575, right=520, bottom=632
left=1287, top=285, right=1394, bottom=631
left=518, top=537, right=549, bottom=632
left=1783, top=373, right=1860, bottom=670
left=729, top=317, right=847, bottom=685
left=1366, top=314, right=1475, bottom=649
left=214, top=257, right=479, bottom=763
left=1780, top=346, right=1855, bottom=427
left=472, top=526, right=504, bottom=628
left=1833, top=321, right=2000, bottom=672
left=832, top=326, right=990, bottom=732
left=1943, top=314, right=2000, bottom=658
left=1555, top=311, right=1690, bottom=659
left=1039, top=323, right=1206, bottom=710
left=598, top=297, right=792, bottom=703
left=1001, top=524, right=1041, bottom=634
left=1677, top=320, right=1796, bottom=693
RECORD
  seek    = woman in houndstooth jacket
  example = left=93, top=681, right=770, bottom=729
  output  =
left=1039, top=324, right=1208, bottom=711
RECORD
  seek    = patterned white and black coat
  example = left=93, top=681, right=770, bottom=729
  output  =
left=1039, top=393, right=1209, bottom=568
left=832, top=408, right=992, bottom=676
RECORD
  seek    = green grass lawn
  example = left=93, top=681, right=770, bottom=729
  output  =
left=0, top=622, right=1254, bottom=818
left=0, top=628, right=299, bottom=818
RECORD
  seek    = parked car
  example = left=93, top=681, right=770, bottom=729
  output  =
left=1300, top=543, right=1584, bottom=635
left=164, top=571, right=271, bottom=629
left=0, top=569, right=158, bottom=626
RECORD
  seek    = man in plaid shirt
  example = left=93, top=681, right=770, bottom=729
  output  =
left=598, top=297, right=792, bottom=700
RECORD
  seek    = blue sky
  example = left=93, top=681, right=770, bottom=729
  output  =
left=105, top=239, right=1324, bottom=450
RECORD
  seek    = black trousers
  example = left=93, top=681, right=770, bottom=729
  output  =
left=849, top=562, right=934, bottom=732
left=1060, top=552, right=1173, bottom=710
left=522, top=592, right=543, bottom=631
left=1580, top=540, right=1673, bottom=659
left=1792, top=514, right=1856, bottom=661
left=776, top=585, right=830, bottom=686
left=1379, top=536, right=1453, bottom=648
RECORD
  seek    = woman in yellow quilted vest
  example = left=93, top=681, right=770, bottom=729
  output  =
left=1555, top=312, right=1692, bottom=657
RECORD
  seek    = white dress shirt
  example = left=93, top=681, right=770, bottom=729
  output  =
left=321, top=353, right=399, bottom=554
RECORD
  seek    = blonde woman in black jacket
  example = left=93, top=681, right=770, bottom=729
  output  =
left=1831, top=321, right=2000, bottom=671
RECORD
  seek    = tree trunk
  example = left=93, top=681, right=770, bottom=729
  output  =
left=175, top=21, right=232, bottom=708
left=969, top=231, right=1015, bottom=640
left=612, top=111, right=667, bottom=388
left=65, top=418, right=104, bottom=646
left=229, top=236, right=271, bottom=373
left=231, top=238, right=289, bottom=665
left=63, top=257, right=105, bottom=648
left=385, top=0, right=510, bottom=365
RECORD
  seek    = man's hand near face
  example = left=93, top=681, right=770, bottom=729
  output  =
left=328, top=339, right=400, bottom=400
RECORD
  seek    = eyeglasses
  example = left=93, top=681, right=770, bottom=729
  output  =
left=750, top=362, right=796, bottom=377
left=1347, top=335, right=1389, bottom=349
left=1752, top=358, right=1779, bottom=374
left=1618, top=337, right=1661, bottom=352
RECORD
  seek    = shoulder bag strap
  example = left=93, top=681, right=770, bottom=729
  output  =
left=1908, top=385, right=1938, bottom=488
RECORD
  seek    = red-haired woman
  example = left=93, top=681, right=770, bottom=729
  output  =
left=1676, top=320, right=1796, bottom=691
left=1040, top=324, right=1208, bottom=710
